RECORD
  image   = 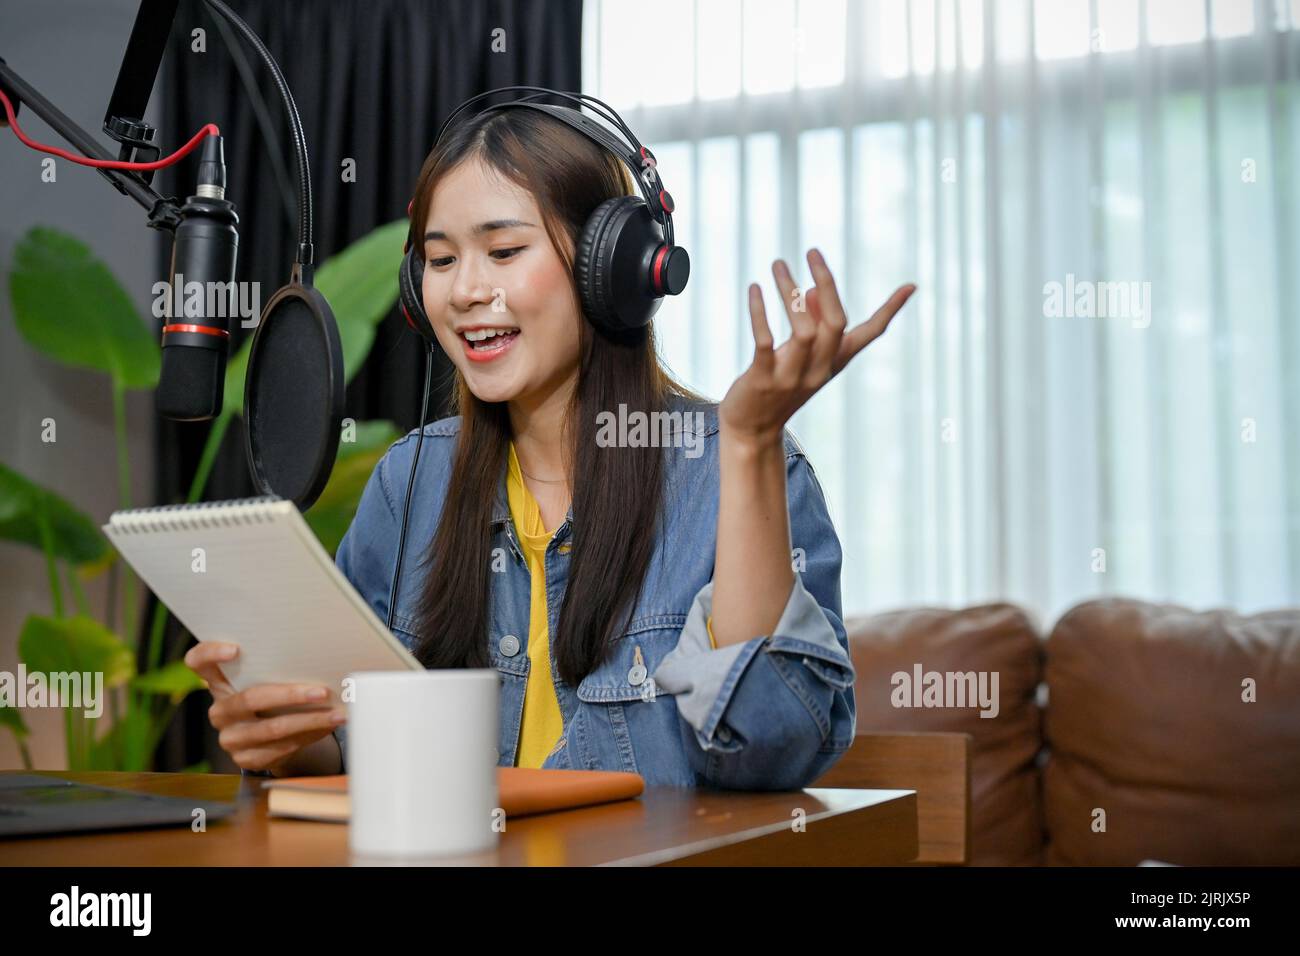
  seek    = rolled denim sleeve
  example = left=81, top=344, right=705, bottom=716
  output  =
left=652, top=446, right=856, bottom=791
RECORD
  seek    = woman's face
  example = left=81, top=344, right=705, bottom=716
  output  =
left=419, top=157, right=583, bottom=405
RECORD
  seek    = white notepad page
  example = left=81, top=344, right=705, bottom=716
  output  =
left=103, top=496, right=423, bottom=706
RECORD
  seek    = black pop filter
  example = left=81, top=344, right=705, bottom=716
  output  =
left=243, top=272, right=344, bottom=510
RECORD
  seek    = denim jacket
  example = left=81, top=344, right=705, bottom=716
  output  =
left=329, top=397, right=856, bottom=790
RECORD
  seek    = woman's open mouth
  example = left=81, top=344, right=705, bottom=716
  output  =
left=459, top=326, right=519, bottom=363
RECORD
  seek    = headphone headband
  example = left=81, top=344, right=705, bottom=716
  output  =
left=433, top=87, right=639, bottom=157
left=431, top=87, right=676, bottom=239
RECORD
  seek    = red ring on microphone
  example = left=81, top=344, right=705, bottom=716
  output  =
left=162, top=324, right=230, bottom=338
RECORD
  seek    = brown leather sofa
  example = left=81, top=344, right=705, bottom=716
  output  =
left=840, top=597, right=1300, bottom=865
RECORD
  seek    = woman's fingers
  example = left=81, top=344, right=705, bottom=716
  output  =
left=772, top=259, right=817, bottom=344
left=747, top=283, right=775, bottom=373
left=218, top=706, right=345, bottom=754
left=184, top=642, right=239, bottom=696
left=209, top=682, right=332, bottom=729
left=230, top=744, right=301, bottom=774
left=806, top=248, right=848, bottom=331
left=230, top=723, right=341, bottom=774
left=744, top=256, right=916, bottom=395
left=804, top=248, right=848, bottom=385
left=834, top=283, right=917, bottom=374
left=771, top=259, right=815, bottom=388
left=202, top=679, right=342, bottom=773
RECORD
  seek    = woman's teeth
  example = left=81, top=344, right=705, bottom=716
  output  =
left=462, top=328, right=519, bottom=350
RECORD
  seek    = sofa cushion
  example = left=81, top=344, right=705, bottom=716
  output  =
left=846, top=604, right=1045, bottom=865
left=1043, top=598, right=1300, bottom=865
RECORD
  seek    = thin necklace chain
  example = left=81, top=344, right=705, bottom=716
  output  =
left=519, top=467, right=567, bottom=483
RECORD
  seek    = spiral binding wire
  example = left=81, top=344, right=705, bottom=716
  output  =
left=107, top=496, right=291, bottom=533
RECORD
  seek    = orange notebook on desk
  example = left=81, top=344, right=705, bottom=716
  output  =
left=263, top=767, right=644, bottom=823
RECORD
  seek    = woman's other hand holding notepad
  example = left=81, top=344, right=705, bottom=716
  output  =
left=185, top=641, right=347, bottom=776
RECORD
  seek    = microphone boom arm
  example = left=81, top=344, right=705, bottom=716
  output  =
left=0, top=56, right=182, bottom=232
left=2, top=0, right=314, bottom=247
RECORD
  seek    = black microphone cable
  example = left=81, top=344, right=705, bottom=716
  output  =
left=386, top=341, right=435, bottom=633
left=207, top=7, right=297, bottom=234
left=200, top=0, right=313, bottom=266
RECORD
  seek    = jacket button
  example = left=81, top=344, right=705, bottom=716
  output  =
left=717, top=726, right=732, bottom=743
left=627, top=663, right=647, bottom=686
left=499, top=634, right=521, bottom=657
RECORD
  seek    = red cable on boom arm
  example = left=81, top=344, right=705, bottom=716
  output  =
left=0, top=87, right=218, bottom=171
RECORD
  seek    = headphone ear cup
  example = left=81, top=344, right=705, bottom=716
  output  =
left=574, top=196, right=628, bottom=332
left=398, top=245, right=433, bottom=342
left=576, top=195, right=676, bottom=334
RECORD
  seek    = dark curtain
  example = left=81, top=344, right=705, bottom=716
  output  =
left=150, top=0, right=583, bottom=771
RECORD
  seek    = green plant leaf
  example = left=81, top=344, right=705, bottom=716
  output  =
left=221, top=220, right=406, bottom=420
left=314, top=219, right=407, bottom=382
left=0, top=704, right=30, bottom=741
left=8, top=226, right=160, bottom=389
left=86, top=703, right=154, bottom=771
left=131, top=660, right=207, bottom=703
left=220, top=344, right=250, bottom=429
left=0, top=463, right=108, bottom=565
left=304, top=419, right=401, bottom=554
left=18, top=615, right=135, bottom=690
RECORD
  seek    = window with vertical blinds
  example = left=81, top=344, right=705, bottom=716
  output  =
left=583, top=0, right=1300, bottom=623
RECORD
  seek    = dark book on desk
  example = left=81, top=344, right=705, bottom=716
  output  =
left=264, top=767, right=645, bottom=822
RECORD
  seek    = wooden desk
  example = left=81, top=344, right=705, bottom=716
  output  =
left=0, top=772, right=917, bottom=866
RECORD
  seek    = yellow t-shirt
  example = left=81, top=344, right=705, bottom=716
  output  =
left=506, top=443, right=565, bottom=767
left=506, top=443, right=719, bottom=767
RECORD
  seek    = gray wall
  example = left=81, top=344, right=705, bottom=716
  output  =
left=1, top=1, right=162, bottom=769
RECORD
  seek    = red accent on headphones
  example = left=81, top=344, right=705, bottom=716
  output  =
left=658, top=189, right=674, bottom=214
left=651, top=246, right=668, bottom=294
left=400, top=302, right=418, bottom=332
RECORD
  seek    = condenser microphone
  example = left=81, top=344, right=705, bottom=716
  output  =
left=156, top=134, right=240, bottom=421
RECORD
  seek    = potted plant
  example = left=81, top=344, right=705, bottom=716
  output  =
left=1, top=220, right=409, bottom=771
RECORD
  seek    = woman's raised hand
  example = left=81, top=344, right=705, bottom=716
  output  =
left=719, top=248, right=915, bottom=445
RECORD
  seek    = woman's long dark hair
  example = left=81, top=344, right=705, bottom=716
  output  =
left=407, top=107, right=695, bottom=687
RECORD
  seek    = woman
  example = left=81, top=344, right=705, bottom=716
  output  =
left=186, top=106, right=915, bottom=789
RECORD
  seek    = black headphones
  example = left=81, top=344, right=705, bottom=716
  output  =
left=397, top=86, right=690, bottom=339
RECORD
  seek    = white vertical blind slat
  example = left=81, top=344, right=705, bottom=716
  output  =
left=982, top=0, right=1009, bottom=601
left=1086, top=0, right=1113, bottom=600
left=1203, top=0, right=1238, bottom=603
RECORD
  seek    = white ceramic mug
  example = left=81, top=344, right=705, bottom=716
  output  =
left=346, top=669, right=499, bottom=858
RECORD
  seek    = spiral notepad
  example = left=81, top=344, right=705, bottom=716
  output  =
left=103, top=497, right=422, bottom=705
